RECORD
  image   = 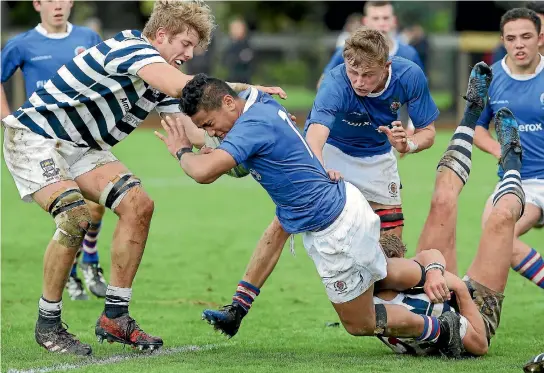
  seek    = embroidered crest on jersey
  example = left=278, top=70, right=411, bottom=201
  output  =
left=390, top=99, right=401, bottom=113
left=74, top=46, right=87, bottom=56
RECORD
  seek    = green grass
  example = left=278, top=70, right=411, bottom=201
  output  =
left=275, top=86, right=453, bottom=112
left=2, top=130, right=543, bottom=373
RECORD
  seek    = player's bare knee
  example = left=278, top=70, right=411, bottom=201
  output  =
left=47, top=188, right=91, bottom=249
left=340, top=308, right=377, bottom=336
left=430, top=192, right=455, bottom=214
left=490, top=206, right=517, bottom=229
left=343, top=318, right=376, bottom=336
left=116, top=187, right=155, bottom=225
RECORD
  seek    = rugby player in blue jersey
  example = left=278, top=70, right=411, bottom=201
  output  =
left=307, top=28, right=438, bottom=241
left=1, top=0, right=107, bottom=300
left=473, top=8, right=544, bottom=290
left=320, top=2, right=423, bottom=81
left=2, top=0, right=285, bottom=356
left=156, top=74, right=468, bottom=358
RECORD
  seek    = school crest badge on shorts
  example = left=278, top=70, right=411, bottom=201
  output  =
left=388, top=182, right=398, bottom=197
left=40, top=158, right=60, bottom=180
left=333, top=280, right=347, bottom=294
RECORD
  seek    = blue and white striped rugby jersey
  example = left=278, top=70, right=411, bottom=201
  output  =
left=2, top=30, right=180, bottom=150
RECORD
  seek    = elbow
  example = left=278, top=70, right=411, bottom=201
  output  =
left=467, top=336, right=489, bottom=357
left=191, top=169, right=218, bottom=184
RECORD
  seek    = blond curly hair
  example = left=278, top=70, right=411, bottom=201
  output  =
left=343, top=27, right=389, bottom=68
left=379, top=232, right=407, bottom=259
left=143, top=0, right=216, bottom=48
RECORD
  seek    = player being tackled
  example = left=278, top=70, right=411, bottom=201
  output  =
left=197, top=62, right=526, bottom=360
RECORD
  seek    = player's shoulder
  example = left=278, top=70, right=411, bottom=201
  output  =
left=390, top=56, right=425, bottom=89
left=391, top=55, right=422, bottom=75
left=236, top=89, right=281, bottom=127
left=321, top=65, right=349, bottom=93
left=108, top=30, right=148, bottom=45
left=3, top=28, right=37, bottom=48
left=490, top=59, right=508, bottom=76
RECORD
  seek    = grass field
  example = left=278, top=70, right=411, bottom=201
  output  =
left=1, top=130, right=543, bottom=373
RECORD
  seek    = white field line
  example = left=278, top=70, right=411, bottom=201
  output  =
left=7, top=343, right=226, bottom=373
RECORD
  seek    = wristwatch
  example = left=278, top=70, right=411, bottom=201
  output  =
left=175, top=147, right=193, bottom=160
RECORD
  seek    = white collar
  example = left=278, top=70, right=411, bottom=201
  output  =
left=35, top=22, right=73, bottom=39
left=367, top=64, right=393, bottom=98
left=501, top=54, right=544, bottom=81
left=243, top=87, right=259, bottom=113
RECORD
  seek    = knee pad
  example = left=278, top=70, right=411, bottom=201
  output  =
left=99, top=173, right=141, bottom=210
left=376, top=208, right=404, bottom=231
left=374, top=303, right=388, bottom=335
left=48, top=188, right=91, bottom=249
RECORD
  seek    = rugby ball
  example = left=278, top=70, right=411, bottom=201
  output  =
left=204, top=133, right=250, bottom=178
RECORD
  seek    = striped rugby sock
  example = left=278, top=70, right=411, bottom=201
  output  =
left=514, top=249, right=544, bottom=289
left=104, top=286, right=132, bottom=318
left=416, top=315, right=441, bottom=343
left=437, top=125, right=474, bottom=185
left=82, top=221, right=101, bottom=263
left=492, top=170, right=525, bottom=217
left=232, top=281, right=260, bottom=313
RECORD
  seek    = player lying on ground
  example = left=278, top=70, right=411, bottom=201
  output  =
left=375, top=104, right=526, bottom=357
left=2, top=0, right=285, bottom=356
left=180, top=61, right=491, bottom=356
left=155, top=74, right=468, bottom=357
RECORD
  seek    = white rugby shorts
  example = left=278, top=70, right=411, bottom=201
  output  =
left=489, top=178, right=544, bottom=226
left=302, top=181, right=388, bottom=303
left=322, top=143, right=401, bottom=206
left=3, top=127, right=117, bottom=202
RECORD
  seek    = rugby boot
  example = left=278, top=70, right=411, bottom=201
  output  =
left=95, top=313, right=163, bottom=351
left=35, top=321, right=92, bottom=356
left=202, top=303, right=247, bottom=338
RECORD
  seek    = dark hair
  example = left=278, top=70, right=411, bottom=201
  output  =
left=179, top=74, right=238, bottom=116
left=500, top=7, right=541, bottom=34
left=526, top=1, right=544, bottom=15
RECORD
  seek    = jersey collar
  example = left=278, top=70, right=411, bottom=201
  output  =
left=35, top=22, right=73, bottom=39
left=501, top=53, right=544, bottom=81
left=243, top=87, right=259, bottom=113
left=367, top=64, right=393, bottom=98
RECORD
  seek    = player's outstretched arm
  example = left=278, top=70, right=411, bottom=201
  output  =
left=155, top=115, right=237, bottom=183
left=138, top=63, right=194, bottom=99
left=474, top=125, right=501, bottom=159
left=444, top=272, right=488, bottom=356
